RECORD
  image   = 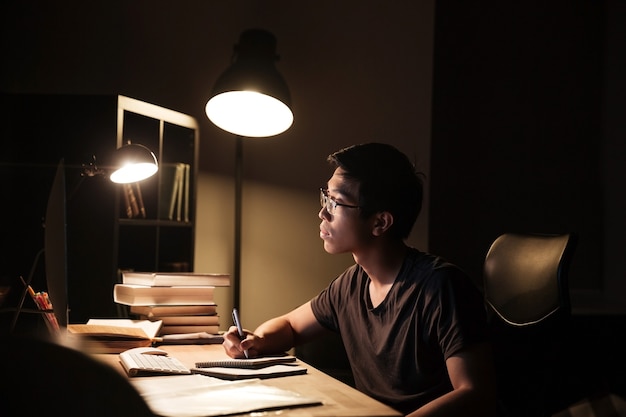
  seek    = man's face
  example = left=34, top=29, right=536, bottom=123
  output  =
left=318, top=168, right=372, bottom=255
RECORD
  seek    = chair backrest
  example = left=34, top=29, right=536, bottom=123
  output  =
left=483, top=232, right=578, bottom=326
left=483, top=232, right=579, bottom=417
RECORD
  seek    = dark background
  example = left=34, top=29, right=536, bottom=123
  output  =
left=430, top=2, right=620, bottom=302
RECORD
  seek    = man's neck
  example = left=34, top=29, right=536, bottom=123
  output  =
left=355, top=241, right=408, bottom=285
left=360, top=242, right=407, bottom=308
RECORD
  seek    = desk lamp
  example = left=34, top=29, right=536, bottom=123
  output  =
left=7, top=142, right=158, bottom=333
left=109, top=143, right=159, bottom=183
left=82, top=143, right=159, bottom=184
left=206, top=29, right=293, bottom=313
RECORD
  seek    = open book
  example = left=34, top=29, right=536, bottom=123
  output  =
left=67, top=319, right=163, bottom=353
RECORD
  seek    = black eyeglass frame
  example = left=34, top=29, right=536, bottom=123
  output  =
left=320, top=188, right=360, bottom=213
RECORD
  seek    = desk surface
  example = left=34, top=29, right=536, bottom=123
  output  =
left=94, top=344, right=401, bottom=417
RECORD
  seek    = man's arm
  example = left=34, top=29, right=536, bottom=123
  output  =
left=407, top=342, right=497, bottom=417
left=223, top=301, right=328, bottom=358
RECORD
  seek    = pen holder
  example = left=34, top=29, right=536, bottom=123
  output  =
left=8, top=249, right=61, bottom=334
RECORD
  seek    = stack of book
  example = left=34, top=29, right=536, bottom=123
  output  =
left=113, top=272, right=230, bottom=336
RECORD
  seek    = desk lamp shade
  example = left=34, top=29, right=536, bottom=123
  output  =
left=109, top=143, right=158, bottom=184
left=206, top=29, right=293, bottom=137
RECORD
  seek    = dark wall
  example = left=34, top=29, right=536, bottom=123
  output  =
left=429, top=1, right=605, bottom=291
left=0, top=94, right=121, bottom=327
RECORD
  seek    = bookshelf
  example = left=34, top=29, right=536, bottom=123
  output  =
left=114, top=97, right=199, bottom=275
left=1, top=93, right=199, bottom=325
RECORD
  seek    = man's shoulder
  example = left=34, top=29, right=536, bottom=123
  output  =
left=334, top=263, right=366, bottom=286
left=405, top=248, right=473, bottom=286
left=406, top=248, right=462, bottom=272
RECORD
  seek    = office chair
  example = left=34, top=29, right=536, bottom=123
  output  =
left=0, top=334, right=156, bottom=417
left=483, top=232, right=578, bottom=417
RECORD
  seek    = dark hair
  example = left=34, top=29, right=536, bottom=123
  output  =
left=327, top=143, right=425, bottom=240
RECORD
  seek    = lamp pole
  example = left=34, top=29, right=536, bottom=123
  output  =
left=233, top=135, right=243, bottom=312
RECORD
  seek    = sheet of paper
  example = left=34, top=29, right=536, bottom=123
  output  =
left=130, top=374, right=322, bottom=417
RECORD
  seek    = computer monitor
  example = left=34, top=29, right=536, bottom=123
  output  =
left=44, top=159, right=69, bottom=328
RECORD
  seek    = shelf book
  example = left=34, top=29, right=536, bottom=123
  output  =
left=113, top=284, right=215, bottom=306
left=121, top=271, right=230, bottom=287
left=122, top=183, right=146, bottom=219
left=158, top=162, right=191, bottom=222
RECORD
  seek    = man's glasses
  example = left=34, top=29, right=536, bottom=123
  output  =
left=320, top=188, right=360, bottom=214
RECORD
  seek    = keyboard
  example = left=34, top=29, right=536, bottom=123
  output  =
left=120, top=347, right=191, bottom=377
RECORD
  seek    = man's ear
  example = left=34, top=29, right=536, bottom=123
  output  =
left=371, top=211, right=394, bottom=236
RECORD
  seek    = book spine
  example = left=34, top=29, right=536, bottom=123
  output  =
left=139, top=315, right=220, bottom=325
left=160, top=325, right=219, bottom=335
left=183, top=163, right=190, bottom=222
left=168, top=163, right=183, bottom=220
left=121, top=272, right=230, bottom=287
left=124, top=183, right=140, bottom=218
left=176, top=164, right=183, bottom=221
left=122, top=183, right=133, bottom=218
left=129, top=305, right=218, bottom=316
left=115, top=297, right=216, bottom=306
left=134, top=183, right=146, bottom=218
left=113, top=285, right=215, bottom=306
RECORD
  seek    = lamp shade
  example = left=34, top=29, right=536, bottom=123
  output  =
left=109, top=143, right=158, bottom=184
left=206, top=29, right=293, bottom=137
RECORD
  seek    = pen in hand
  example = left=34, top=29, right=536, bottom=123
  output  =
left=232, top=308, right=249, bottom=358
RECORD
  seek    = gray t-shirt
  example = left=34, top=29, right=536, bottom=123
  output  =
left=310, top=248, right=489, bottom=414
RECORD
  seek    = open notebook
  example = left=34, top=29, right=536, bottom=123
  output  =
left=191, top=355, right=307, bottom=380
left=191, top=364, right=307, bottom=380
left=194, top=355, right=297, bottom=368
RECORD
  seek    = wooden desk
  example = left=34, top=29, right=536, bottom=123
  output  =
left=94, top=344, right=402, bottom=417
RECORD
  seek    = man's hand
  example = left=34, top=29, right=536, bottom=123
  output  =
left=222, top=325, right=257, bottom=358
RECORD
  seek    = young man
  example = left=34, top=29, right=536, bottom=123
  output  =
left=223, top=143, right=497, bottom=416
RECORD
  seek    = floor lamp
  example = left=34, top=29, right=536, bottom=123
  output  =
left=205, top=29, right=293, bottom=314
